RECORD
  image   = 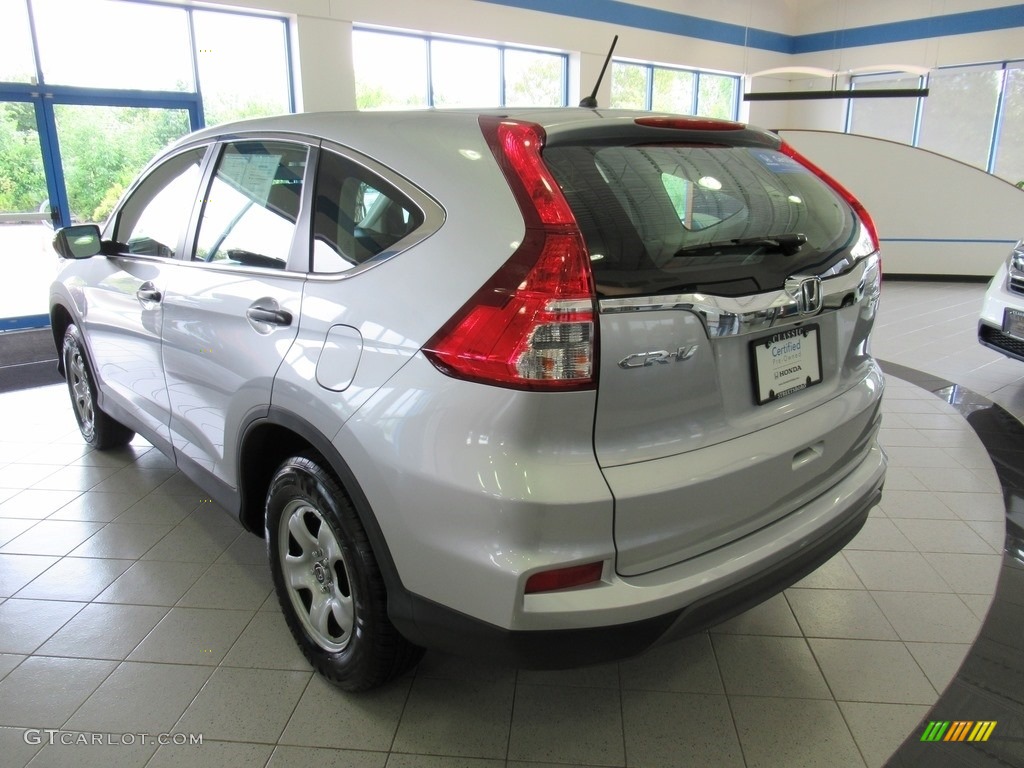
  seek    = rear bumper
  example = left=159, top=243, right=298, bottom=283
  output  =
left=390, top=441, right=885, bottom=668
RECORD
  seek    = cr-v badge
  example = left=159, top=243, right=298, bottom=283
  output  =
left=618, top=346, right=698, bottom=369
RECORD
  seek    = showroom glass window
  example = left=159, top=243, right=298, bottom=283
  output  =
left=352, top=28, right=567, bottom=109
left=610, top=61, right=740, bottom=119
left=846, top=61, right=1024, bottom=184
left=193, top=142, right=308, bottom=269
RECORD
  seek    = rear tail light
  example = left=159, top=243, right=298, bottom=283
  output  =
left=423, top=118, right=597, bottom=391
left=779, top=142, right=880, bottom=260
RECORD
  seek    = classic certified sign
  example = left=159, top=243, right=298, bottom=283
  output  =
left=751, top=325, right=823, bottom=404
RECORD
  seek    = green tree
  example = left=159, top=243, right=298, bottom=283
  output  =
left=611, top=63, right=648, bottom=109
left=0, top=102, right=47, bottom=213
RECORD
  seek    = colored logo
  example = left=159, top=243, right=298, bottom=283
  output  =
left=920, top=721, right=997, bottom=742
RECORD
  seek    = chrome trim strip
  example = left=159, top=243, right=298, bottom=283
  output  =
left=597, top=254, right=880, bottom=338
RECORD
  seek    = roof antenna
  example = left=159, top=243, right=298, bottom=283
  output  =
left=579, top=35, right=618, bottom=108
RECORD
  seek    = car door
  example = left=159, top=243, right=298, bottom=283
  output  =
left=160, top=138, right=310, bottom=487
left=77, top=146, right=209, bottom=451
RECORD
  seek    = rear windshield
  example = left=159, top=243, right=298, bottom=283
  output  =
left=543, top=143, right=857, bottom=297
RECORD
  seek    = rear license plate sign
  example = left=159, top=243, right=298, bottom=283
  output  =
left=1003, top=308, right=1024, bottom=341
left=751, top=326, right=823, bottom=405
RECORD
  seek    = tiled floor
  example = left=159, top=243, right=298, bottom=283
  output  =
left=0, top=280, right=1013, bottom=767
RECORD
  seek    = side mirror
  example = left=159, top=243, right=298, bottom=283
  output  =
left=53, top=224, right=103, bottom=259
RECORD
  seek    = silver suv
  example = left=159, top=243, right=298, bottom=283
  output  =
left=49, top=109, right=886, bottom=690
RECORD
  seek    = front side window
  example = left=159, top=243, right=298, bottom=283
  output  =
left=113, top=147, right=207, bottom=257
left=193, top=141, right=308, bottom=269
left=312, top=150, right=424, bottom=273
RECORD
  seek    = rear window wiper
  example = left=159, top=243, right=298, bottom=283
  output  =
left=674, top=233, right=807, bottom=258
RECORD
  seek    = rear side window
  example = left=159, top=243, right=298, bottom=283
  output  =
left=312, top=150, right=424, bottom=273
left=543, top=144, right=856, bottom=297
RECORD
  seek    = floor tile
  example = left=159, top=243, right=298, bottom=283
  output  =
left=507, top=684, right=624, bottom=765
left=620, top=633, right=723, bottom=694
left=839, top=701, right=930, bottom=768
left=68, top=522, right=173, bottom=559
left=140, top=520, right=241, bottom=563
left=0, top=598, right=83, bottom=653
left=516, top=661, right=620, bottom=689
left=46, top=491, right=137, bottom=522
left=921, top=552, right=1001, bottom=594
left=730, top=696, right=865, bottom=768
left=0, top=655, right=115, bottom=727
left=871, top=591, right=984, bottom=644
left=147, top=741, right=274, bottom=768
left=786, top=588, right=898, bottom=640
left=221, top=611, right=312, bottom=671
left=843, top=518, right=916, bottom=551
left=905, top=642, right=972, bottom=692
left=175, top=562, right=273, bottom=610
left=0, top=489, right=82, bottom=520
left=0, top=519, right=103, bottom=555
left=793, top=552, right=864, bottom=590
left=29, top=463, right=120, bottom=492
left=0, top=553, right=58, bottom=596
left=0, top=653, right=24, bottom=681
left=0, top=463, right=63, bottom=489
left=279, top=674, right=410, bottom=751
left=214, top=530, right=269, bottom=566
left=392, top=676, right=514, bottom=759
left=95, top=560, right=209, bottom=606
left=876, top=489, right=957, bottom=519
left=21, top=739, right=157, bottom=768
left=622, top=689, right=744, bottom=767
left=114, top=493, right=200, bottom=526
left=891, top=518, right=997, bottom=554
left=268, top=746, right=386, bottom=767
left=710, top=592, right=802, bottom=637
left=65, top=660, right=212, bottom=733
left=0, top=725, right=42, bottom=768
left=35, top=602, right=167, bottom=660
left=935, top=491, right=1005, bottom=522
left=88, top=467, right=176, bottom=500
left=712, top=634, right=832, bottom=700
left=808, top=638, right=938, bottom=704
left=389, top=756, right=503, bottom=768
left=413, top=651, right=516, bottom=684
left=843, top=550, right=951, bottom=593
left=0, top=519, right=35, bottom=548
left=175, top=666, right=311, bottom=743
left=127, top=606, right=254, bottom=665
left=15, top=556, right=132, bottom=601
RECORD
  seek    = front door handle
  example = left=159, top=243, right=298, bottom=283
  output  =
left=246, top=306, right=292, bottom=326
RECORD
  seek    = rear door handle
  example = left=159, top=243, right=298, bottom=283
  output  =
left=246, top=306, right=292, bottom=326
left=136, top=283, right=162, bottom=303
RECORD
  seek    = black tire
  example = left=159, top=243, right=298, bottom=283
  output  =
left=266, top=454, right=423, bottom=691
left=62, top=324, right=135, bottom=450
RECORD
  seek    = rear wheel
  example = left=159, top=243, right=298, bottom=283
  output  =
left=62, top=324, right=135, bottom=449
left=266, top=454, right=423, bottom=691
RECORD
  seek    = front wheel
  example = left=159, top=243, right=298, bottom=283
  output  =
left=265, top=454, right=423, bottom=691
left=62, top=324, right=135, bottom=449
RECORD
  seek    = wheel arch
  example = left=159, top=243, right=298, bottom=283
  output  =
left=49, top=303, right=75, bottom=377
left=236, top=408, right=410, bottom=606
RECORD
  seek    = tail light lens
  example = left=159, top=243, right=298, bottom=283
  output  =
left=779, top=142, right=880, bottom=260
left=423, top=118, right=597, bottom=391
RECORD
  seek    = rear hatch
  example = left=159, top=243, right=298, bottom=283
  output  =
left=542, top=117, right=882, bottom=576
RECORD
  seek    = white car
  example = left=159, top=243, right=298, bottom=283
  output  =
left=980, top=239, right=1024, bottom=361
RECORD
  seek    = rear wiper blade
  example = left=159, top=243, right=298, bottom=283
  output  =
left=674, top=233, right=807, bottom=257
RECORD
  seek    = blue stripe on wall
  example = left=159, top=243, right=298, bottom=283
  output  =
left=793, top=4, right=1024, bottom=53
left=476, top=0, right=1024, bottom=54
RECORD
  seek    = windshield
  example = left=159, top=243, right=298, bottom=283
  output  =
left=543, top=143, right=857, bottom=297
